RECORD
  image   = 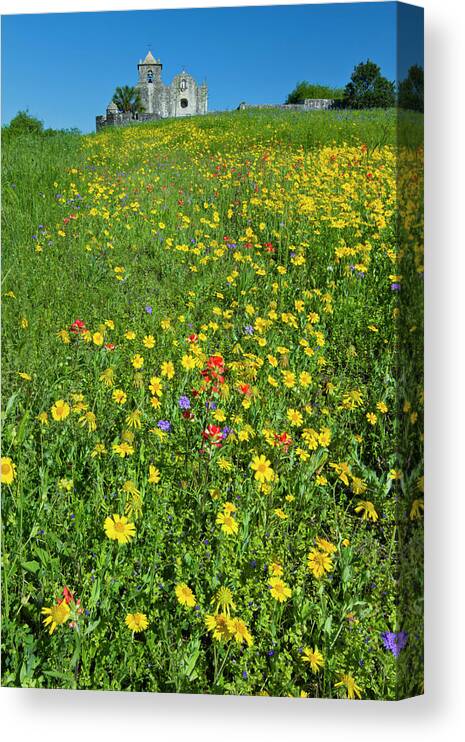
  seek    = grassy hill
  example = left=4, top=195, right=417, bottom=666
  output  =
left=1, top=109, right=423, bottom=697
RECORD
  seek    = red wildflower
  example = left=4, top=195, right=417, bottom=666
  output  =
left=239, top=383, right=252, bottom=397
left=274, top=432, right=293, bottom=452
left=62, top=586, right=74, bottom=604
left=70, top=319, right=86, bottom=334
left=207, top=355, right=225, bottom=374
left=202, top=424, right=223, bottom=447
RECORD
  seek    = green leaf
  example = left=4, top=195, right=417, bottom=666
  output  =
left=15, top=410, right=31, bottom=446
left=324, top=616, right=333, bottom=636
left=89, top=577, right=101, bottom=607
left=2, top=391, right=19, bottom=420
left=33, top=546, right=50, bottom=567
left=185, top=641, right=201, bottom=679
left=21, top=560, right=40, bottom=573
left=84, top=619, right=101, bottom=635
left=70, top=641, right=81, bottom=669
left=342, top=566, right=352, bottom=584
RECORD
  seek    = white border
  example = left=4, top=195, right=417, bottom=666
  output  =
left=1, top=1, right=465, bottom=741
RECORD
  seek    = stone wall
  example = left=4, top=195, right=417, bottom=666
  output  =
left=237, top=99, right=336, bottom=111
left=96, top=111, right=161, bottom=132
left=303, top=98, right=335, bottom=110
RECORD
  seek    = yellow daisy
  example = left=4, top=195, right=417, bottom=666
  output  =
left=1, top=457, right=16, bottom=485
left=204, top=613, right=233, bottom=641
left=216, top=511, right=239, bottom=535
left=229, top=617, right=253, bottom=646
left=250, top=454, right=274, bottom=483
left=301, top=646, right=325, bottom=673
left=354, top=500, right=379, bottom=522
left=307, top=548, right=334, bottom=579
left=268, top=576, right=292, bottom=603
left=41, top=599, right=71, bottom=635
left=334, top=673, right=363, bottom=699
left=125, top=612, right=149, bottom=633
left=104, top=514, right=136, bottom=544
left=175, top=583, right=196, bottom=608
left=51, top=399, right=70, bottom=421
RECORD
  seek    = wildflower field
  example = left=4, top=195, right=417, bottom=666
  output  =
left=1, top=109, right=424, bottom=698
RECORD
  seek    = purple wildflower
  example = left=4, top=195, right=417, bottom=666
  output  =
left=178, top=395, right=191, bottom=410
left=145, top=305, right=153, bottom=314
left=381, top=631, right=408, bottom=657
left=157, top=420, right=171, bottom=433
left=390, top=283, right=401, bottom=292
left=244, top=324, right=254, bottom=335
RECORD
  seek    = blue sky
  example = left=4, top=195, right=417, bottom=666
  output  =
left=1, top=2, right=423, bottom=133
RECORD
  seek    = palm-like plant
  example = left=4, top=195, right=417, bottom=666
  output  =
left=112, top=86, right=144, bottom=114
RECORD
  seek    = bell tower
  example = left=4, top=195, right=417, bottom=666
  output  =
left=136, top=51, right=163, bottom=114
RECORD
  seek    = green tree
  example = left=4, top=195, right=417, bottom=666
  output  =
left=286, top=81, right=344, bottom=104
left=343, top=60, right=395, bottom=109
left=7, top=110, right=44, bottom=136
left=398, top=65, right=424, bottom=112
left=112, top=85, right=144, bottom=114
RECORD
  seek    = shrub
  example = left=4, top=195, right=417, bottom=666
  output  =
left=6, top=110, right=44, bottom=136
left=285, top=81, right=344, bottom=104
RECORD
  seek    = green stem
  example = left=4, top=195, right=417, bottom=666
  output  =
left=214, top=642, right=232, bottom=685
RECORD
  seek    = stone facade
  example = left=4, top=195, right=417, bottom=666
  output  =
left=96, top=51, right=208, bottom=131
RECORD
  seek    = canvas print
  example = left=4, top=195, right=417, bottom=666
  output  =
left=1, top=2, right=424, bottom=699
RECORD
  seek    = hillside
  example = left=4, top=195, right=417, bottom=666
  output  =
left=1, top=109, right=424, bottom=697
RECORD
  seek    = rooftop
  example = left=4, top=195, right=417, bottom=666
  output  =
left=141, top=51, right=157, bottom=65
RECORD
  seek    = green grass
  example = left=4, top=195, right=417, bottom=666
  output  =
left=1, top=109, right=423, bottom=697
